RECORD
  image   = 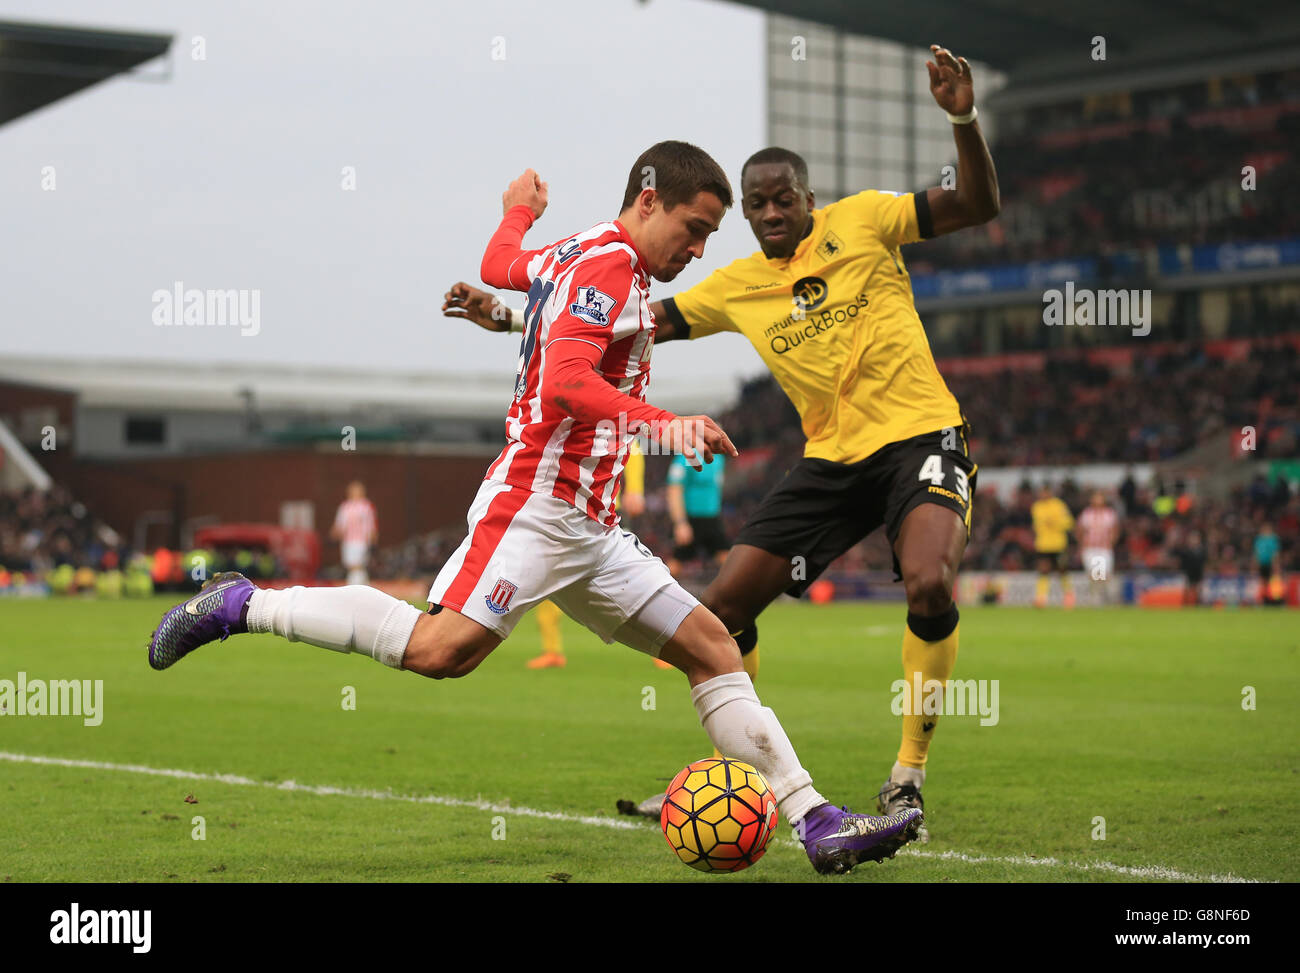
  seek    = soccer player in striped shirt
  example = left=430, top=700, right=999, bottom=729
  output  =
left=443, top=45, right=999, bottom=836
left=147, top=142, right=924, bottom=875
left=1078, top=491, right=1120, bottom=604
left=331, top=481, right=377, bottom=586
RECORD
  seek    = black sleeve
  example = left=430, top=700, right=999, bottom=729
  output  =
left=914, top=189, right=935, bottom=240
left=659, top=297, right=692, bottom=340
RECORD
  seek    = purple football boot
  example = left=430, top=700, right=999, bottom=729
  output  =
left=148, top=572, right=255, bottom=671
left=798, top=802, right=925, bottom=874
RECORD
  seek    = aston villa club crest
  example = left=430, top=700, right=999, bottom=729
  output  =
left=816, top=230, right=845, bottom=262
left=485, top=578, right=518, bottom=615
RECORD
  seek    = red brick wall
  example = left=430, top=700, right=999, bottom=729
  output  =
left=65, top=449, right=493, bottom=552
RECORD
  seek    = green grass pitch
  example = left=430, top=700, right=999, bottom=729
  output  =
left=1, top=596, right=1295, bottom=882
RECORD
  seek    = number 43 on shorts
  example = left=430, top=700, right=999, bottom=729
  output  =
left=918, top=454, right=969, bottom=503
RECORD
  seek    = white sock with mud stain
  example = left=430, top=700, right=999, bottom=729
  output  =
left=690, top=671, right=825, bottom=825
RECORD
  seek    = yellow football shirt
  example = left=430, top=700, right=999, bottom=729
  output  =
left=1031, top=498, right=1074, bottom=553
left=668, top=190, right=963, bottom=465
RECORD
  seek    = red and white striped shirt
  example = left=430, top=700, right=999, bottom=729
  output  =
left=333, top=498, right=377, bottom=545
left=479, top=206, right=673, bottom=527
left=1078, top=504, right=1119, bottom=549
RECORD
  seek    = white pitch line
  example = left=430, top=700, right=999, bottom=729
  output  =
left=0, top=750, right=640, bottom=831
left=0, top=750, right=1269, bottom=882
left=895, top=848, right=1265, bottom=884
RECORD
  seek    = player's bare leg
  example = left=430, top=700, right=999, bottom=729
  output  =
left=656, top=603, right=923, bottom=874
left=401, top=606, right=502, bottom=679
left=878, top=503, right=968, bottom=839
left=701, top=541, right=795, bottom=683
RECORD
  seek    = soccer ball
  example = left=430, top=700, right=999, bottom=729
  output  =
left=661, top=757, right=779, bottom=872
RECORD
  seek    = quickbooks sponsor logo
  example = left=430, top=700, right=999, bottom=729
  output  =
left=792, top=276, right=829, bottom=311
left=0, top=672, right=104, bottom=726
left=765, top=289, right=870, bottom=354
left=50, top=903, right=151, bottom=953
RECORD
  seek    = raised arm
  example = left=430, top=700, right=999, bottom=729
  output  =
left=480, top=169, right=550, bottom=291
left=921, top=44, right=1000, bottom=237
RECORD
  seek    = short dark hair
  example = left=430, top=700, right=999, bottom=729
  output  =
left=740, top=147, right=810, bottom=192
left=620, top=140, right=733, bottom=212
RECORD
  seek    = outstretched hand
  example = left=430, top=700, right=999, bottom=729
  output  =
left=926, top=44, right=974, bottom=116
left=442, top=282, right=510, bottom=333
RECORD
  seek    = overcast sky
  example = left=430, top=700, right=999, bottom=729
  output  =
left=1, top=0, right=769, bottom=392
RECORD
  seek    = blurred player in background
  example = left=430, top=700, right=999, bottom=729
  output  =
left=447, top=44, right=999, bottom=834
left=1175, top=528, right=1207, bottom=605
left=153, top=146, right=924, bottom=874
left=331, top=481, right=377, bottom=585
left=1078, top=490, right=1119, bottom=604
left=1255, top=522, right=1282, bottom=605
left=666, top=450, right=728, bottom=577
left=1031, top=483, right=1074, bottom=608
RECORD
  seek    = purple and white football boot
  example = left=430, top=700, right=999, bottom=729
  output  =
left=798, top=802, right=924, bottom=874
left=148, top=572, right=255, bottom=671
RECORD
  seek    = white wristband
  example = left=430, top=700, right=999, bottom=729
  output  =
left=946, top=105, right=978, bottom=125
left=507, top=306, right=525, bottom=333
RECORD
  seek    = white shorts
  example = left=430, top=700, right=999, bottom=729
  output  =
left=341, top=541, right=369, bottom=569
left=429, top=481, right=697, bottom=652
left=1082, top=548, right=1114, bottom=581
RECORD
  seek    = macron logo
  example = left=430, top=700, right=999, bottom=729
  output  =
left=50, top=903, right=151, bottom=953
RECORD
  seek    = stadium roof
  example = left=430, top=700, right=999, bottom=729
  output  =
left=0, top=357, right=734, bottom=419
left=729, top=1, right=1300, bottom=89
left=0, top=19, right=172, bottom=127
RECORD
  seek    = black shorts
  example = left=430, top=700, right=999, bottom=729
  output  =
left=673, top=516, right=729, bottom=562
left=733, top=424, right=977, bottom=596
left=1037, top=551, right=1068, bottom=571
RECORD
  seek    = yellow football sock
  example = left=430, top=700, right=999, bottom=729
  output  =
left=898, top=623, right=959, bottom=769
left=1035, top=575, right=1050, bottom=602
left=536, top=600, right=563, bottom=656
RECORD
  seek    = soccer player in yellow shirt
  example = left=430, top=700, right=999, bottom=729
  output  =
left=445, top=44, right=998, bottom=837
left=1031, top=483, right=1076, bottom=609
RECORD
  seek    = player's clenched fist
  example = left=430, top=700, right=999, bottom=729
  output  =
left=503, top=168, right=549, bottom=219
left=657, top=415, right=738, bottom=470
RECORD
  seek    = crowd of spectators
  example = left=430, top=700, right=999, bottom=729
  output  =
left=965, top=474, right=1298, bottom=576
left=906, top=69, right=1300, bottom=276
left=953, top=341, right=1299, bottom=466
left=0, top=485, right=123, bottom=574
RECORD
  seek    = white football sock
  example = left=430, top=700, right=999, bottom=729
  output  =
left=690, top=671, right=824, bottom=825
left=246, top=586, right=421, bottom=669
